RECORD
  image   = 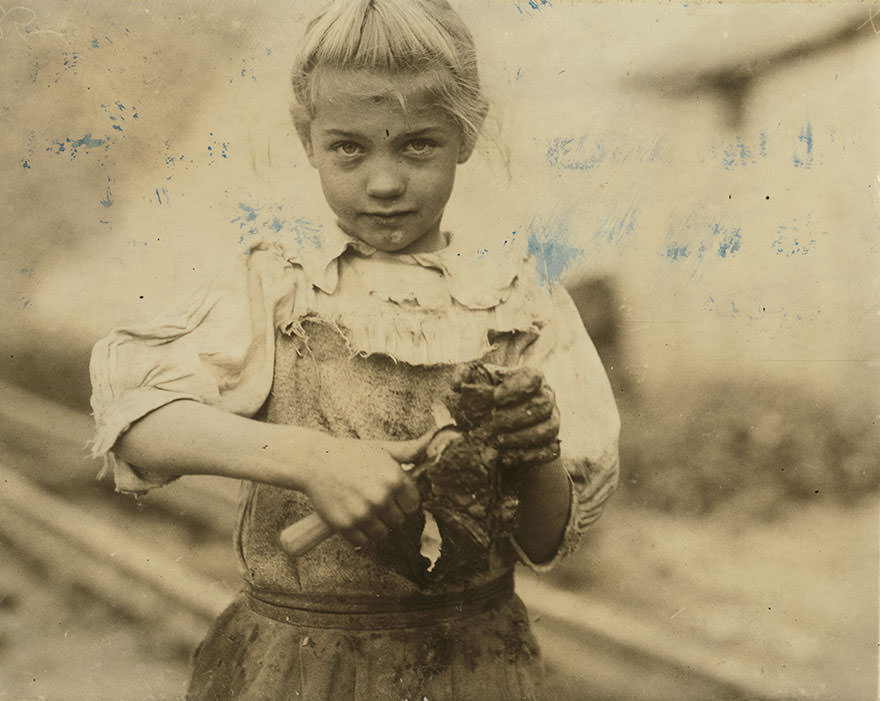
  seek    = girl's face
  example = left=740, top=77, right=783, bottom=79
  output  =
left=304, top=69, right=471, bottom=253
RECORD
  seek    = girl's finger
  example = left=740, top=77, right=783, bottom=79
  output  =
left=492, top=367, right=544, bottom=406
left=357, top=516, right=390, bottom=543
left=394, top=480, right=421, bottom=515
left=377, top=501, right=407, bottom=530
left=343, top=527, right=370, bottom=549
left=497, top=440, right=561, bottom=470
left=495, top=408, right=560, bottom=448
left=491, top=389, right=555, bottom=430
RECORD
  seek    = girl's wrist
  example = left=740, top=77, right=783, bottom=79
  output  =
left=242, top=422, right=334, bottom=492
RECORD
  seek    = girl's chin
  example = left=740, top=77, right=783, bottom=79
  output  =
left=339, top=219, right=443, bottom=253
left=345, top=226, right=420, bottom=252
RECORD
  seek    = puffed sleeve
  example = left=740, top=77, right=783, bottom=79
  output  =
left=511, top=283, right=621, bottom=571
left=89, top=246, right=296, bottom=494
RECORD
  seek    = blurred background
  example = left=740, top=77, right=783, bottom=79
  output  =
left=0, top=1, right=877, bottom=698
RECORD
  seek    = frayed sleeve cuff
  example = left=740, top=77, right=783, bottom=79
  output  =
left=90, top=390, right=202, bottom=494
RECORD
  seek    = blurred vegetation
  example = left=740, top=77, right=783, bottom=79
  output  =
left=615, top=378, right=879, bottom=517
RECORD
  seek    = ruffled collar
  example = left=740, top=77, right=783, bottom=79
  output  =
left=272, top=222, right=526, bottom=311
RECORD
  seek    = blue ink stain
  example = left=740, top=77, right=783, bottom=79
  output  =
left=266, top=48, right=272, bottom=56
left=61, top=52, right=81, bottom=72
left=593, top=207, right=639, bottom=246
left=100, top=178, right=113, bottom=208
left=91, top=38, right=99, bottom=48
left=21, top=160, right=30, bottom=169
left=155, top=187, right=169, bottom=205
left=20, top=268, right=34, bottom=277
left=49, top=134, right=108, bottom=159
left=665, top=244, right=689, bottom=260
left=515, top=1, right=551, bottom=16
left=525, top=217, right=583, bottom=286
left=19, top=297, right=31, bottom=310
left=237, top=202, right=259, bottom=222
left=713, top=223, right=741, bottom=258
left=793, top=123, right=814, bottom=168
left=72, top=134, right=105, bottom=149
left=232, top=202, right=324, bottom=250
left=547, top=136, right=606, bottom=171
left=112, top=124, right=123, bottom=131
left=721, top=137, right=753, bottom=170
left=515, top=67, right=522, bottom=80
left=773, top=217, right=817, bottom=256
left=759, top=132, right=768, bottom=157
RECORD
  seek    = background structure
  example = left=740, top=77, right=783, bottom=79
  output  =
left=1, top=1, right=877, bottom=699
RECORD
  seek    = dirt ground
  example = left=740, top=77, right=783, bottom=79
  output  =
left=1, top=494, right=875, bottom=700
left=0, top=551, right=193, bottom=700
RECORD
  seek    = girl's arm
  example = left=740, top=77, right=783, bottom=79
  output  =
left=496, top=284, right=621, bottom=568
left=510, top=459, right=572, bottom=564
left=115, top=399, right=422, bottom=547
left=91, top=247, right=422, bottom=547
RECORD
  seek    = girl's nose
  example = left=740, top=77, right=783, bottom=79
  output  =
left=365, top=160, right=406, bottom=199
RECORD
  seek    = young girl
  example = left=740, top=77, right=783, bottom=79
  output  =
left=90, top=1, right=619, bottom=698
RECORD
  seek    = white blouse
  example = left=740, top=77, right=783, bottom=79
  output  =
left=89, top=224, right=620, bottom=571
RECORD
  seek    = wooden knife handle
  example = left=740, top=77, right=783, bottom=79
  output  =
left=279, top=512, right=334, bottom=557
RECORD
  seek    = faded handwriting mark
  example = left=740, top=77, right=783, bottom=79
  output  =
left=0, top=5, right=64, bottom=40
left=0, top=6, right=34, bottom=39
left=856, top=6, right=880, bottom=35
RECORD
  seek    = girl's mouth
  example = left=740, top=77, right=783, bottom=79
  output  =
left=364, top=211, right=413, bottom=225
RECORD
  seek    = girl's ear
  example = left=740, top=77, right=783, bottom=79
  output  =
left=457, top=139, right=475, bottom=164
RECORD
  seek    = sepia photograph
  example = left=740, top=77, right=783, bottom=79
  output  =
left=0, top=1, right=877, bottom=699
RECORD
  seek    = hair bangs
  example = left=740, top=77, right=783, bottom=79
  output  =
left=292, top=1, right=488, bottom=151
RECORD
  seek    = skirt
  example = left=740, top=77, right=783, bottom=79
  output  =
left=186, top=579, right=544, bottom=701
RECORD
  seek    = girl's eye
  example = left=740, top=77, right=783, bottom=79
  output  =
left=333, top=142, right=363, bottom=157
left=405, top=139, right=435, bottom=156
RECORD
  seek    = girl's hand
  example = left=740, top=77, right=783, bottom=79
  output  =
left=300, top=436, right=423, bottom=549
left=490, top=368, right=561, bottom=472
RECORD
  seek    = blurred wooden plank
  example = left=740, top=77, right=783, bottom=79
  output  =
left=519, top=574, right=770, bottom=700
left=0, top=380, right=239, bottom=533
left=0, top=464, right=235, bottom=624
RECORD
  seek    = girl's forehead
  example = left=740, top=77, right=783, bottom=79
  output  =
left=311, top=67, right=450, bottom=111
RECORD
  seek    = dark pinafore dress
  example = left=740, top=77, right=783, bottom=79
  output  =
left=186, top=320, right=544, bottom=700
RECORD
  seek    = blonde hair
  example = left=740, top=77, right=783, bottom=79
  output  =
left=291, top=0, right=488, bottom=153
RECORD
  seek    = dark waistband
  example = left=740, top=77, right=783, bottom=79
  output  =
left=246, top=571, right=515, bottom=630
